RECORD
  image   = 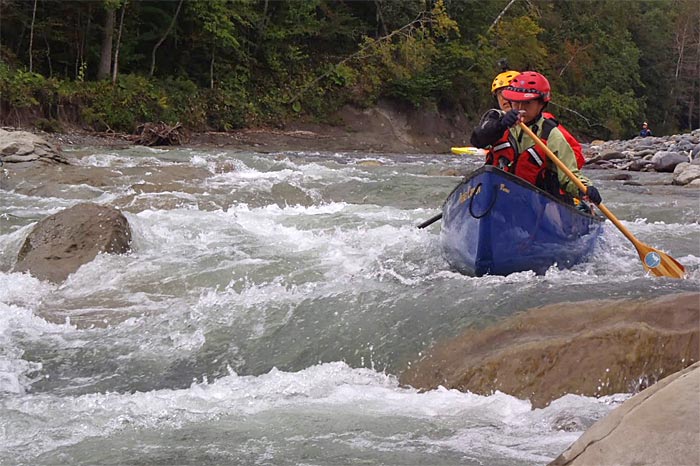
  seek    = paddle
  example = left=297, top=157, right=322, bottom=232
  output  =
left=518, top=122, right=686, bottom=279
left=451, top=147, right=487, bottom=156
left=417, top=212, right=442, bottom=229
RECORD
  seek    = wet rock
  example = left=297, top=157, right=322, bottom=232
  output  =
left=399, top=293, right=700, bottom=409
left=357, top=160, right=383, bottom=167
left=550, top=362, right=700, bottom=466
left=430, top=167, right=467, bottom=176
left=0, top=128, right=67, bottom=165
left=588, top=150, right=625, bottom=163
left=586, top=160, right=615, bottom=170
left=651, top=151, right=689, bottom=172
left=692, top=143, right=700, bottom=159
left=619, top=159, right=653, bottom=171
left=633, top=149, right=656, bottom=158
left=608, top=173, right=632, bottom=181
left=270, top=182, right=315, bottom=207
left=14, top=203, right=132, bottom=283
left=673, top=162, right=700, bottom=186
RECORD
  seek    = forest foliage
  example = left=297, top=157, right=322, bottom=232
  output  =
left=0, top=0, right=698, bottom=139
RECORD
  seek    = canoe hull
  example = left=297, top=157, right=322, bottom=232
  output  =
left=440, top=166, right=603, bottom=276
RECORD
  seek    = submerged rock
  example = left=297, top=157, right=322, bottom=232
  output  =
left=14, top=203, right=132, bottom=283
left=400, top=293, right=699, bottom=408
left=550, top=362, right=700, bottom=466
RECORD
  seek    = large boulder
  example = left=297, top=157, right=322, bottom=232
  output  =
left=651, top=150, right=689, bottom=172
left=550, top=362, right=700, bottom=466
left=14, top=203, right=132, bottom=283
left=0, top=128, right=67, bottom=164
left=400, top=293, right=700, bottom=408
left=673, top=162, right=700, bottom=186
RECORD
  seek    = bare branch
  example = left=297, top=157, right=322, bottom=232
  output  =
left=29, top=0, right=38, bottom=72
left=488, top=0, right=518, bottom=33
left=558, top=43, right=592, bottom=77
left=150, top=0, right=184, bottom=76
left=112, top=0, right=128, bottom=84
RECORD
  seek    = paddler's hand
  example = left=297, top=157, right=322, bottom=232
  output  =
left=584, top=186, right=602, bottom=204
left=500, top=109, right=521, bottom=130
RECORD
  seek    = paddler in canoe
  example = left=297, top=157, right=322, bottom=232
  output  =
left=470, top=70, right=602, bottom=208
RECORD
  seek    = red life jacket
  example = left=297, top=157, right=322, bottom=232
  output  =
left=542, top=112, right=585, bottom=169
left=485, top=118, right=559, bottom=189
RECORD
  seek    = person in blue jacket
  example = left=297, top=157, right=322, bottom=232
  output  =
left=639, top=122, right=652, bottom=137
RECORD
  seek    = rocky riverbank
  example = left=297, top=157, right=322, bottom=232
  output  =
left=4, top=119, right=700, bottom=186
left=583, top=129, right=700, bottom=186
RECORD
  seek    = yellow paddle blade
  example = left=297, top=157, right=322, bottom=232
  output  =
left=635, top=244, right=686, bottom=279
left=594, top=203, right=686, bottom=279
left=450, top=147, right=487, bottom=156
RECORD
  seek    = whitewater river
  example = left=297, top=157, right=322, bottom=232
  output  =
left=1, top=146, right=698, bottom=465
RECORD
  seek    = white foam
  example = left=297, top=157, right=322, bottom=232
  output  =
left=0, top=362, right=620, bottom=462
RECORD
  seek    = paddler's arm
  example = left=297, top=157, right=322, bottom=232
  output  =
left=470, top=109, right=506, bottom=148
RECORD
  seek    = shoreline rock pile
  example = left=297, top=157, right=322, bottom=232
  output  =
left=0, top=128, right=67, bottom=165
left=583, top=128, right=700, bottom=186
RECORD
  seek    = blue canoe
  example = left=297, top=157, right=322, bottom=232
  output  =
left=440, top=166, right=604, bottom=276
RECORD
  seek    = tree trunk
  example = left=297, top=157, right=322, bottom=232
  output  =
left=29, top=0, right=38, bottom=72
left=43, top=35, right=52, bottom=77
left=76, top=4, right=93, bottom=80
left=97, top=5, right=116, bottom=80
left=149, top=0, right=184, bottom=76
left=695, top=15, right=700, bottom=129
left=210, top=49, right=215, bottom=89
left=112, top=0, right=127, bottom=84
left=374, top=0, right=388, bottom=37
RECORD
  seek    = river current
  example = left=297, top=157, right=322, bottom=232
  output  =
left=1, top=146, right=698, bottom=465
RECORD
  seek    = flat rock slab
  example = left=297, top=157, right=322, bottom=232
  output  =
left=0, top=128, right=67, bottom=164
left=550, top=362, right=700, bottom=466
left=14, top=203, right=132, bottom=283
left=400, top=293, right=700, bottom=408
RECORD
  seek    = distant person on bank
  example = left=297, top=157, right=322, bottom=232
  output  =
left=470, top=71, right=601, bottom=206
left=639, top=122, right=652, bottom=137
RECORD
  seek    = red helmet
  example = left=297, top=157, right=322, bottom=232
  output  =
left=501, top=71, right=551, bottom=102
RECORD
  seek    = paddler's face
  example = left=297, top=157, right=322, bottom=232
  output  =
left=510, top=99, right=545, bottom=124
left=495, top=90, right=512, bottom=111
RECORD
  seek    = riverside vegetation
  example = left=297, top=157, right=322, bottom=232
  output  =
left=0, top=0, right=698, bottom=140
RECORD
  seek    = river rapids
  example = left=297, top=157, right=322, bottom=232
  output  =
left=1, top=147, right=698, bottom=465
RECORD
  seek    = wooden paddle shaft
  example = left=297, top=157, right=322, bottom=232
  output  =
left=518, top=123, right=587, bottom=193
left=517, top=122, right=644, bottom=249
left=518, top=122, right=660, bottom=249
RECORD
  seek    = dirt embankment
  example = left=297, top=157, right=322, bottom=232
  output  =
left=25, top=100, right=472, bottom=154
